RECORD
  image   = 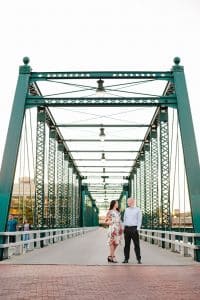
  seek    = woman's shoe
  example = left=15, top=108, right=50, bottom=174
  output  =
left=107, top=256, right=113, bottom=262
left=112, top=256, right=118, bottom=263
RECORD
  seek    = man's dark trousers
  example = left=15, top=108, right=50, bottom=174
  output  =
left=124, top=226, right=141, bottom=261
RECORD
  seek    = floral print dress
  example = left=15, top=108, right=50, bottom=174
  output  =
left=106, top=209, right=123, bottom=246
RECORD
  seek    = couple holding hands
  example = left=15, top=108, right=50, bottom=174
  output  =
left=105, top=198, right=142, bottom=264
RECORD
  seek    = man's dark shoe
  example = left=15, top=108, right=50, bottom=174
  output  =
left=137, top=260, right=142, bottom=264
left=122, top=259, right=128, bottom=263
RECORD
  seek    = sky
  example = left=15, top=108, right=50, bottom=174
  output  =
left=0, top=0, right=199, bottom=165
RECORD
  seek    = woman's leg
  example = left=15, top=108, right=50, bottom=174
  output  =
left=110, top=244, right=115, bottom=256
left=112, top=244, right=118, bottom=262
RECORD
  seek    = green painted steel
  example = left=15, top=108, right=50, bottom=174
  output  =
left=140, top=156, right=145, bottom=223
left=74, top=175, right=79, bottom=226
left=26, top=96, right=176, bottom=107
left=136, top=164, right=141, bottom=209
left=132, top=169, right=137, bottom=199
left=34, top=108, right=46, bottom=228
left=30, top=70, right=173, bottom=80
left=48, top=129, right=57, bottom=228
left=63, top=155, right=69, bottom=227
left=66, top=163, right=71, bottom=227
left=56, top=143, right=64, bottom=227
left=58, top=124, right=149, bottom=128
left=173, top=58, right=200, bottom=260
left=0, top=59, right=31, bottom=259
left=118, top=184, right=129, bottom=214
left=81, top=185, right=99, bottom=227
left=72, top=173, right=76, bottom=227
left=159, top=108, right=170, bottom=229
left=150, top=128, right=159, bottom=228
left=81, top=186, right=86, bottom=227
left=68, top=165, right=73, bottom=227
left=144, top=142, right=151, bottom=228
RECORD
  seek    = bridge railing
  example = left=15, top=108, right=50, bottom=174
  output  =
left=140, top=229, right=200, bottom=259
left=0, top=227, right=98, bottom=260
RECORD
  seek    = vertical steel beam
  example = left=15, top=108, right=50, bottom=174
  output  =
left=79, top=178, right=83, bottom=227
left=56, top=143, right=64, bottom=227
left=151, top=128, right=159, bottom=229
left=159, top=107, right=170, bottom=229
left=81, top=185, right=86, bottom=227
left=132, top=169, right=137, bottom=199
left=173, top=58, right=200, bottom=260
left=62, top=154, right=69, bottom=227
left=34, top=107, right=46, bottom=228
left=75, top=175, right=80, bottom=227
left=128, top=176, right=133, bottom=197
left=72, top=172, right=76, bottom=227
left=68, top=164, right=73, bottom=227
left=140, top=155, right=145, bottom=218
left=144, top=142, right=151, bottom=228
left=48, top=128, right=56, bottom=228
left=136, top=164, right=141, bottom=209
left=0, top=58, right=31, bottom=259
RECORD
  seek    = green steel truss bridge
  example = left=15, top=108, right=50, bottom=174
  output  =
left=0, top=57, right=200, bottom=261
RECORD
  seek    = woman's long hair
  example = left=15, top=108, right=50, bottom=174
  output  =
left=109, top=200, right=120, bottom=211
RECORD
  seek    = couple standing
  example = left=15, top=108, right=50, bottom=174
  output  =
left=105, top=197, right=142, bottom=264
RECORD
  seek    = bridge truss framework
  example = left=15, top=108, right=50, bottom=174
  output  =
left=0, top=57, right=200, bottom=260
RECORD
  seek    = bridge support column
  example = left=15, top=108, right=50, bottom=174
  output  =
left=0, top=59, right=31, bottom=260
left=34, top=107, right=46, bottom=229
left=68, top=163, right=73, bottom=227
left=140, top=154, right=145, bottom=224
left=63, top=155, right=69, bottom=227
left=173, top=58, right=200, bottom=261
left=150, top=126, right=159, bottom=229
left=48, top=128, right=57, bottom=228
left=159, top=107, right=170, bottom=230
left=144, top=141, right=151, bottom=228
left=136, top=162, right=141, bottom=209
left=56, top=143, right=64, bottom=227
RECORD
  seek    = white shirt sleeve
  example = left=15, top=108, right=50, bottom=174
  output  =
left=123, top=209, right=127, bottom=226
left=137, top=209, right=142, bottom=230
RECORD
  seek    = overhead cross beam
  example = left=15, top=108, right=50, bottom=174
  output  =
left=63, top=139, right=144, bottom=142
left=67, top=150, right=138, bottom=153
left=30, top=70, right=173, bottom=80
left=57, top=124, right=149, bottom=128
left=26, top=96, right=176, bottom=107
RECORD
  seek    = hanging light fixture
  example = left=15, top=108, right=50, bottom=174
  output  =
left=101, top=152, right=106, bottom=162
left=99, top=127, right=106, bottom=142
left=96, top=78, right=105, bottom=97
left=96, top=78, right=105, bottom=92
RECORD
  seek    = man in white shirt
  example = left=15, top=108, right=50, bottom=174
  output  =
left=122, top=198, right=142, bottom=264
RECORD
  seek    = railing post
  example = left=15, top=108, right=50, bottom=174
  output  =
left=171, top=233, right=176, bottom=252
left=165, top=233, right=170, bottom=249
left=3, top=235, right=9, bottom=259
left=35, top=232, right=41, bottom=249
left=180, top=235, right=189, bottom=256
left=29, top=232, right=34, bottom=250
left=15, top=233, right=22, bottom=255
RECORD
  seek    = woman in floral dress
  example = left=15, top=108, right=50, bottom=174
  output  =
left=105, top=200, right=123, bottom=263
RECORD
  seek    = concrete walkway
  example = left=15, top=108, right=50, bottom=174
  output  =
left=1, top=227, right=198, bottom=265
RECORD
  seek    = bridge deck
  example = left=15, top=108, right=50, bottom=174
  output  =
left=0, top=227, right=198, bottom=265
left=0, top=228, right=199, bottom=300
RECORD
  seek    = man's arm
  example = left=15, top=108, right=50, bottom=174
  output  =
left=123, top=209, right=127, bottom=227
left=137, top=209, right=142, bottom=230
